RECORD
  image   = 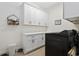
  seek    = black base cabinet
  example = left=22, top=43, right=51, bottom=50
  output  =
left=45, top=30, right=75, bottom=56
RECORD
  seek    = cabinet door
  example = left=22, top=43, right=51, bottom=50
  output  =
left=35, top=9, right=42, bottom=25
left=23, top=35, right=33, bottom=53
left=34, top=34, right=45, bottom=47
left=64, top=2, right=79, bottom=19
left=24, top=4, right=32, bottom=24
left=41, top=34, right=45, bottom=45
left=30, top=7, right=38, bottom=25
left=42, top=12, right=48, bottom=26
left=36, top=34, right=43, bottom=46
left=31, top=34, right=43, bottom=49
left=30, top=35, right=38, bottom=49
left=39, top=11, right=48, bottom=26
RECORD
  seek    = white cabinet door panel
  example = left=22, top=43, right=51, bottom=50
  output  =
left=34, top=34, right=44, bottom=46
left=35, top=9, right=42, bottom=25
left=24, top=4, right=31, bottom=24
left=32, top=35, right=39, bottom=48
left=30, top=7, right=38, bottom=25
left=23, top=35, right=33, bottom=53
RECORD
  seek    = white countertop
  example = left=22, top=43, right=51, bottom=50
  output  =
left=23, top=31, right=58, bottom=35
left=24, top=32, right=46, bottom=35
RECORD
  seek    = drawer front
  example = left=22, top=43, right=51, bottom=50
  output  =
left=31, top=34, right=45, bottom=48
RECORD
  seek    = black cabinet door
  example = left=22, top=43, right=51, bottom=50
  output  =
left=45, top=33, right=68, bottom=56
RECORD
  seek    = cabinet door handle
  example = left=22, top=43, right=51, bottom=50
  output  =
left=32, top=39, right=35, bottom=43
left=42, top=37, right=43, bottom=40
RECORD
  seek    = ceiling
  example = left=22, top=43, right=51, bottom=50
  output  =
left=0, top=2, right=58, bottom=8
left=0, top=2, right=60, bottom=12
left=0, top=2, right=22, bottom=7
left=0, top=2, right=58, bottom=9
left=32, top=2, right=57, bottom=9
left=25, top=2, right=59, bottom=12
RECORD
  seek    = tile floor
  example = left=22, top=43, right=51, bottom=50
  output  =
left=26, top=47, right=45, bottom=56
left=16, top=46, right=45, bottom=56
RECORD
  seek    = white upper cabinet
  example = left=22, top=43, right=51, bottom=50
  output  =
left=24, top=4, right=31, bottom=24
left=64, top=2, right=79, bottom=19
left=23, top=3, right=48, bottom=26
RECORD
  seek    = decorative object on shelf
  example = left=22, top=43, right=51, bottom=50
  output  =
left=7, top=15, right=19, bottom=25
left=55, top=19, right=61, bottom=25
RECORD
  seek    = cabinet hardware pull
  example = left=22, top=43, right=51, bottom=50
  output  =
left=32, top=39, right=34, bottom=43
left=42, top=37, right=43, bottom=40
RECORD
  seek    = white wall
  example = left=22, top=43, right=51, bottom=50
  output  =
left=47, top=2, right=78, bottom=32
left=75, top=24, right=79, bottom=31
left=0, top=2, right=47, bottom=54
